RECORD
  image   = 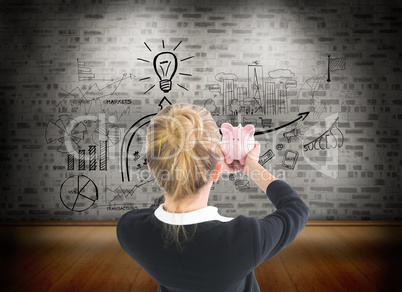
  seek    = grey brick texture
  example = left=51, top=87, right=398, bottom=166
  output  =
left=0, top=0, right=401, bottom=221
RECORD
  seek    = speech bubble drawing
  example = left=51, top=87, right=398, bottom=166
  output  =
left=209, top=84, right=221, bottom=93
left=285, top=80, right=297, bottom=89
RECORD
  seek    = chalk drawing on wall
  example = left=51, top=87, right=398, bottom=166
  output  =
left=235, top=179, right=250, bottom=190
left=106, top=178, right=155, bottom=205
left=92, top=123, right=120, bottom=147
left=60, top=175, right=98, bottom=212
left=203, top=98, right=220, bottom=115
left=54, top=73, right=134, bottom=122
left=64, top=144, right=106, bottom=172
left=77, top=58, right=113, bottom=82
left=254, top=112, right=309, bottom=136
left=283, top=127, right=300, bottom=143
left=120, top=96, right=172, bottom=182
left=57, top=73, right=134, bottom=110
left=282, top=149, right=299, bottom=170
left=268, top=69, right=295, bottom=79
left=276, top=144, right=284, bottom=150
left=326, top=55, right=346, bottom=82
left=303, top=116, right=344, bottom=152
left=259, top=117, right=272, bottom=128
left=296, top=55, right=357, bottom=121
left=258, top=149, right=275, bottom=166
left=301, top=113, right=343, bottom=179
left=208, top=64, right=301, bottom=118
left=45, top=115, right=87, bottom=153
left=138, top=40, right=194, bottom=94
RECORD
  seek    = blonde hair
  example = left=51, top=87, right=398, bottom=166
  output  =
left=146, top=103, right=221, bottom=249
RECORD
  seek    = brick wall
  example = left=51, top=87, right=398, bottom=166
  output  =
left=0, top=0, right=401, bottom=221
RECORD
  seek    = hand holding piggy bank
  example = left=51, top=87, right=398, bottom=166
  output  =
left=221, top=123, right=255, bottom=165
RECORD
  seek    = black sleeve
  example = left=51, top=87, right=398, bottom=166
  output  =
left=251, top=180, right=310, bottom=266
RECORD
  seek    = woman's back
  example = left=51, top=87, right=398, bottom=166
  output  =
left=117, top=180, right=309, bottom=292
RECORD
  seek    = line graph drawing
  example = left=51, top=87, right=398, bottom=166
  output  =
left=54, top=73, right=134, bottom=122
left=106, top=178, right=155, bottom=205
left=138, top=40, right=194, bottom=94
left=45, top=115, right=87, bottom=153
left=56, top=73, right=134, bottom=109
left=60, top=175, right=98, bottom=212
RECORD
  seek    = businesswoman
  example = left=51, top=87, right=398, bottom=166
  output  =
left=117, top=103, right=309, bottom=291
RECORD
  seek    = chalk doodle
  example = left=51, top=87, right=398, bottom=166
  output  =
left=55, top=73, right=134, bottom=122
left=283, top=128, right=299, bottom=143
left=120, top=96, right=172, bottom=182
left=276, top=144, right=284, bottom=151
left=203, top=98, right=220, bottom=115
left=303, top=116, right=344, bottom=152
left=258, top=149, right=275, bottom=166
left=92, top=123, right=120, bottom=147
left=45, top=115, right=87, bottom=153
left=296, top=55, right=353, bottom=120
left=106, top=178, right=155, bottom=205
left=60, top=175, right=98, bottom=212
left=99, top=140, right=108, bottom=171
left=88, top=145, right=96, bottom=171
left=243, top=117, right=257, bottom=126
left=138, top=40, right=194, bottom=94
left=282, top=150, right=299, bottom=170
left=301, top=114, right=343, bottom=179
left=77, top=58, right=113, bottom=82
left=235, top=179, right=250, bottom=190
left=326, top=55, right=346, bottom=82
left=268, top=69, right=295, bottom=79
left=259, top=117, right=272, bottom=128
left=254, top=112, right=309, bottom=136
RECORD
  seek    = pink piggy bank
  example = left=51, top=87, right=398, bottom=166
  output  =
left=221, top=123, right=255, bottom=165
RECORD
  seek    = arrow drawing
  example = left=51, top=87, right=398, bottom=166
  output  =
left=254, top=112, right=309, bottom=136
left=120, top=96, right=172, bottom=182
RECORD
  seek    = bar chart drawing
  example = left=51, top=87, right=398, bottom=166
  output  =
left=89, top=146, right=97, bottom=171
left=78, top=150, right=85, bottom=170
left=100, top=141, right=108, bottom=171
left=65, top=144, right=106, bottom=171
left=67, top=154, right=74, bottom=170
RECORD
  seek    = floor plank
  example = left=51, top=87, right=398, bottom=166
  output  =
left=1, top=225, right=401, bottom=292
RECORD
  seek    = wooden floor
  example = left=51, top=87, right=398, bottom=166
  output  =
left=1, top=225, right=401, bottom=292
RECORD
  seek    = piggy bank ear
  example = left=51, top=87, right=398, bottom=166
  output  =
left=221, top=123, right=233, bottom=139
left=243, top=124, right=255, bottom=138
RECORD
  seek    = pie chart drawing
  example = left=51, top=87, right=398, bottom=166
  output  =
left=92, top=123, right=120, bottom=147
left=60, top=175, right=98, bottom=212
left=45, top=115, right=87, bottom=153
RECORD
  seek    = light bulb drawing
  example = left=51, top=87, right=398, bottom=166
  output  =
left=138, top=40, right=194, bottom=94
left=153, top=52, right=178, bottom=93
